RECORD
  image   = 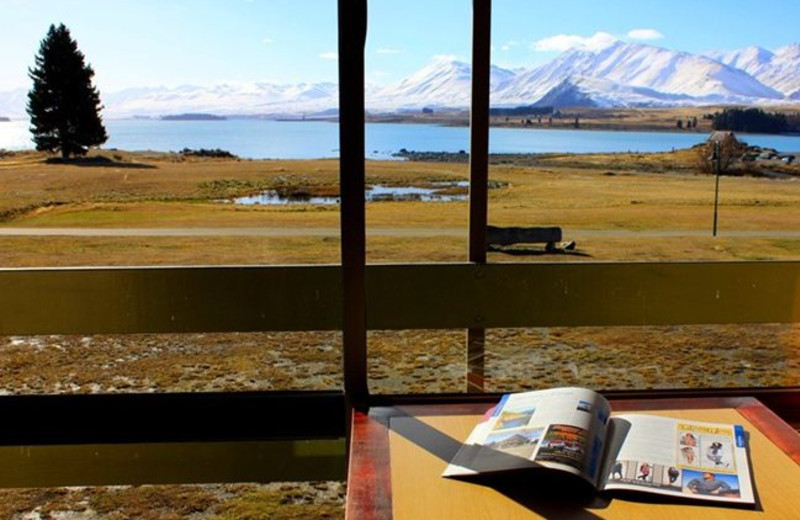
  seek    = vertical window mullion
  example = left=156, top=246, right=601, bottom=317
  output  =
left=467, top=0, right=492, bottom=392
left=338, top=0, right=369, bottom=407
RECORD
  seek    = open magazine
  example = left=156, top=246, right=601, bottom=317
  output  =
left=443, top=387, right=755, bottom=505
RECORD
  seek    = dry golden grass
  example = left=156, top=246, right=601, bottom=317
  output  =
left=0, top=482, right=345, bottom=520
left=0, top=149, right=798, bottom=265
left=0, top=332, right=342, bottom=394
left=484, top=324, right=800, bottom=391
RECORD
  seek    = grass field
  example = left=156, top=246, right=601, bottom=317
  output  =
left=0, top=147, right=797, bottom=519
left=0, top=148, right=798, bottom=265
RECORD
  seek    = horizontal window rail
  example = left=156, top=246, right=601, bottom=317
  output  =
left=0, top=266, right=342, bottom=335
left=0, top=438, right=346, bottom=488
left=0, top=390, right=348, bottom=487
left=0, top=391, right=346, bottom=445
left=367, top=261, right=800, bottom=329
left=1, top=262, right=797, bottom=335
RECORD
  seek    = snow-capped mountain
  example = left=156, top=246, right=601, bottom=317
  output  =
left=103, top=82, right=340, bottom=118
left=367, top=41, right=790, bottom=110
left=367, top=59, right=516, bottom=110
left=1, top=40, right=798, bottom=118
left=495, top=41, right=783, bottom=107
left=707, top=44, right=800, bottom=97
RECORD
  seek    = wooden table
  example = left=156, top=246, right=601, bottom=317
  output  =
left=346, top=397, right=800, bottom=519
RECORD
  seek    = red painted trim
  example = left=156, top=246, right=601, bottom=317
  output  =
left=737, top=399, right=800, bottom=465
left=346, top=410, right=393, bottom=520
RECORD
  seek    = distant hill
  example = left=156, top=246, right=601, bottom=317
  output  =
left=160, top=113, right=227, bottom=121
left=0, top=116, right=10, bottom=122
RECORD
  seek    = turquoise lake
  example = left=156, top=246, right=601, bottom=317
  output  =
left=2, top=118, right=799, bottom=159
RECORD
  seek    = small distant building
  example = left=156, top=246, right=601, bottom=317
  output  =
left=708, top=131, right=740, bottom=145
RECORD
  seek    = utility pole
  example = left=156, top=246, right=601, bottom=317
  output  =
left=712, top=140, right=721, bottom=237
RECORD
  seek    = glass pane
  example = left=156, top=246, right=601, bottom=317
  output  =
left=0, top=1, right=341, bottom=268
left=484, top=1, right=800, bottom=263
left=363, top=3, right=471, bottom=264
left=0, top=1, right=345, bottom=404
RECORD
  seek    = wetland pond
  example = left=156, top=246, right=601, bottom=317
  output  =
left=230, top=182, right=470, bottom=205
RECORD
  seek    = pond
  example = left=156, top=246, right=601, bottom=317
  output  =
left=230, top=182, right=470, bottom=205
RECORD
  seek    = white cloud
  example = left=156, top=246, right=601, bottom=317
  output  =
left=627, top=28, right=664, bottom=40
left=262, top=37, right=273, bottom=45
left=531, top=32, right=618, bottom=52
left=376, top=48, right=401, bottom=54
left=432, top=54, right=459, bottom=62
left=495, top=41, right=518, bottom=53
left=319, top=52, right=338, bottom=60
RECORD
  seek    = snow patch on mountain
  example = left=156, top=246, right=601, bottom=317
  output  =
left=707, top=44, right=800, bottom=97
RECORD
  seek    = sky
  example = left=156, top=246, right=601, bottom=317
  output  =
left=1, top=0, right=799, bottom=92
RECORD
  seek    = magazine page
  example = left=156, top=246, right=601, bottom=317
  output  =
left=443, top=387, right=611, bottom=486
left=600, top=414, right=754, bottom=504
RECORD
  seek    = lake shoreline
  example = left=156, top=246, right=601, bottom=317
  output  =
left=4, top=118, right=800, bottom=160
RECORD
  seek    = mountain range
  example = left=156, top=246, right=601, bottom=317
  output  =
left=1, top=41, right=798, bottom=119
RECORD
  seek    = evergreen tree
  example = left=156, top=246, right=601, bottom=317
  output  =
left=27, top=24, right=107, bottom=159
left=711, top=108, right=787, bottom=134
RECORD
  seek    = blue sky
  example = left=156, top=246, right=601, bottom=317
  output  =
left=1, top=0, right=799, bottom=92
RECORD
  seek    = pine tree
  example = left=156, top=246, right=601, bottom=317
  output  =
left=27, top=24, right=107, bottom=159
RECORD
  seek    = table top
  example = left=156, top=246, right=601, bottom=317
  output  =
left=346, top=396, right=800, bottom=520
